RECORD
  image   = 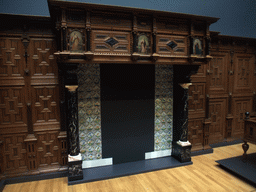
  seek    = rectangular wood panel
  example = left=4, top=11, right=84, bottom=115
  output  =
left=234, top=55, right=254, bottom=93
left=208, top=53, right=228, bottom=95
left=32, top=86, right=60, bottom=128
left=35, top=131, right=61, bottom=168
left=91, top=12, right=132, bottom=31
left=1, top=134, right=28, bottom=175
left=0, top=38, right=25, bottom=86
left=91, top=30, right=131, bottom=54
left=188, top=83, right=205, bottom=118
left=208, top=99, right=226, bottom=144
left=233, top=98, right=252, bottom=139
left=0, top=87, right=27, bottom=131
left=190, top=64, right=206, bottom=83
left=156, top=35, right=187, bottom=56
left=188, top=118, right=203, bottom=151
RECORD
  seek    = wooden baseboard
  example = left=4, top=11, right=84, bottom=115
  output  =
left=209, top=139, right=243, bottom=148
left=0, top=169, right=68, bottom=192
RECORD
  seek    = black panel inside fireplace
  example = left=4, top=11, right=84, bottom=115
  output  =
left=101, top=64, right=155, bottom=164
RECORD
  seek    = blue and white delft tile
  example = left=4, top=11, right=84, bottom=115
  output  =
left=155, top=64, right=173, bottom=151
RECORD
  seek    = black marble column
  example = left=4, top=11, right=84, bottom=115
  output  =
left=172, top=65, right=199, bottom=163
left=179, top=83, right=192, bottom=142
left=66, top=85, right=83, bottom=181
left=66, top=86, right=80, bottom=156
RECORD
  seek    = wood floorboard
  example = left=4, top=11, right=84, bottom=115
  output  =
left=3, top=143, right=256, bottom=192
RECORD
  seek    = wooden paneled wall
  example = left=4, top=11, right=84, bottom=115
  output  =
left=0, top=15, right=68, bottom=180
left=188, top=34, right=256, bottom=151
left=0, top=14, right=255, bottom=178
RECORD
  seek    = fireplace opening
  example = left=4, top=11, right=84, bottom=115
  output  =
left=100, top=64, right=155, bottom=164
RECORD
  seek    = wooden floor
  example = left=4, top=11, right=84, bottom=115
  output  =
left=3, top=143, right=256, bottom=192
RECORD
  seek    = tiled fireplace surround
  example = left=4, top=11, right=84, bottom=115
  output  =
left=78, top=64, right=174, bottom=167
left=63, top=62, right=199, bottom=182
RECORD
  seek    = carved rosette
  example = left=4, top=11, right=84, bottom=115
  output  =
left=66, top=85, right=80, bottom=156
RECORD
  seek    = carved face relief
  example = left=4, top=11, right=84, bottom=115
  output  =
left=69, top=30, right=83, bottom=52
left=193, top=38, right=202, bottom=55
left=138, top=34, right=150, bottom=54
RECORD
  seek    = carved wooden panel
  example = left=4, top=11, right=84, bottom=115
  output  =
left=208, top=99, right=226, bottom=144
left=90, top=12, right=132, bottom=31
left=32, top=86, right=59, bottom=127
left=2, top=134, right=27, bottom=175
left=0, top=87, right=27, bottom=131
left=30, top=39, right=57, bottom=77
left=234, top=56, right=254, bottom=93
left=66, top=9, right=85, bottom=24
left=188, top=118, right=203, bottom=151
left=35, top=131, right=60, bottom=168
left=244, top=120, right=256, bottom=141
left=59, top=135, right=68, bottom=166
left=156, top=18, right=189, bottom=35
left=0, top=16, right=67, bottom=179
left=156, top=35, right=187, bottom=56
left=0, top=38, right=23, bottom=78
left=190, top=64, right=206, bottom=82
left=193, top=23, right=206, bottom=36
left=91, top=30, right=131, bottom=54
left=188, top=83, right=205, bottom=118
left=26, top=140, right=37, bottom=170
left=233, top=99, right=252, bottom=139
left=208, top=53, right=228, bottom=94
left=137, top=16, right=152, bottom=32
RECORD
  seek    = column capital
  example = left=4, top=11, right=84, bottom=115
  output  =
left=65, top=85, right=78, bottom=92
left=179, top=83, right=192, bottom=89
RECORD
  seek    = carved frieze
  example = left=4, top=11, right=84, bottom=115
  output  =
left=90, top=12, right=132, bottom=31
left=67, top=9, right=85, bottom=24
left=193, top=23, right=205, bottom=35
left=156, top=18, right=189, bottom=35
left=137, top=16, right=152, bottom=32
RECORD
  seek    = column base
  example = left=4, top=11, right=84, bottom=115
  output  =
left=68, top=153, right=83, bottom=181
left=172, top=141, right=192, bottom=163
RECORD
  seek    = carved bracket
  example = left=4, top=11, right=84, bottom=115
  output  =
left=152, top=53, right=159, bottom=61
left=131, top=52, right=140, bottom=61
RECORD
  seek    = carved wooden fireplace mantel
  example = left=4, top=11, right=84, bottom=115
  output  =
left=48, top=0, right=219, bottom=182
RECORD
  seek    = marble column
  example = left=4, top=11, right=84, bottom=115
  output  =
left=172, top=83, right=192, bottom=162
left=66, top=85, right=83, bottom=181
